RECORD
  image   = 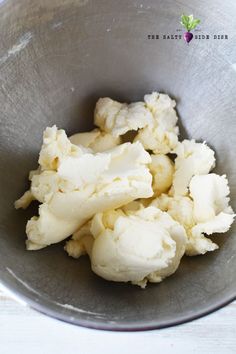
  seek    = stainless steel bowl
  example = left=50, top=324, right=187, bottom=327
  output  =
left=0, top=0, right=235, bottom=330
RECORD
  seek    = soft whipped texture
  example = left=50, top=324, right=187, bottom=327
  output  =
left=95, top=98, right=153, bottom=137
left=134, top=92, right=179, bottom=154
left=95, top=92, right=179, bottom=154
left=173, top=140, right=215, bottom=196
left=15, top=91, right=235, bottom=287
left=151, top=173, right=235, bottom=255
left=16, top=125, right=153, bottom=250
left=90, top=206, right=187, bottom=288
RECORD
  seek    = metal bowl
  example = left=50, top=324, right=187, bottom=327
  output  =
left=0, top=0, right=235, bottom=330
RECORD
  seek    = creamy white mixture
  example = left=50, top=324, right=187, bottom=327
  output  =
left=15, top=92, right=235, bottom=288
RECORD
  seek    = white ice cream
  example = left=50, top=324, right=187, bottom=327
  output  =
left=15, top=92, right=235, bottom=288
left=16, top=126, right=153, bottom=250
left=134, top=92, right=179, bottom=154
left=95, top=97, right=153, bottom=137
left=90, top=206, right=187, bottom=288
left=151, top=173, right=235, bottom=255
left=173, top=140, right=215, bottom=196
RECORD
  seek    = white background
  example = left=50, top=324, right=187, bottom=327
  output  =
left=0, top=285, right=235, bottom=354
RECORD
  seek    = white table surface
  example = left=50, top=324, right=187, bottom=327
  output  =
left=0, top=284, right=235, bottom=354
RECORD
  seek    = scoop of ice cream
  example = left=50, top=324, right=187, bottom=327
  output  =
left=173, top=140, right=215, bottom=196
left=134, top=92, right=179, bottom=154
left=151, top=194, right=206, bottom=255
left=188, top=173, right=235, bottom=255
left=94, top=97, right=153, bottom=137
left=90, top=206, right=187, bottom=288
left=151, top=194, right=218, bottom=255
left=151, top=173, right=235, bottom=256
left=15, top=127, right=153, bottom=250
left=189, top=173, right=234, bottom=222
left=144, top=92, right=176, bottom=114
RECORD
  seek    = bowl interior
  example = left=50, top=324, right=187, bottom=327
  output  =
left=0, top=0, right=235, bottom=330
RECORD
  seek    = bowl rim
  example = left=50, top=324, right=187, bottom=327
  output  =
left=0, top=276, right=235, bottom=331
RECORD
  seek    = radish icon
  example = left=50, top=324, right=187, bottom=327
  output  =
left=180, top=14, right=200, bottom=43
